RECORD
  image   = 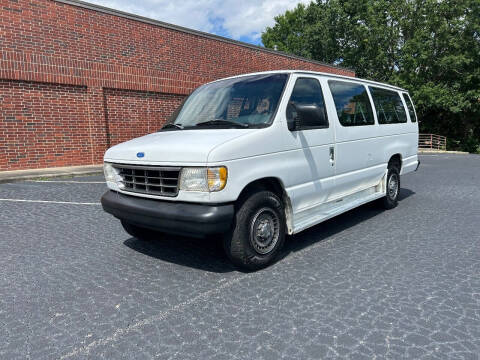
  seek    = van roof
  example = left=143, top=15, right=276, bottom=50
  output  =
left=211, top=70, right=407, bottom=93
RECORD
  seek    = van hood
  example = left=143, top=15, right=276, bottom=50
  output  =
left=104, top=129, right=257, bottom=164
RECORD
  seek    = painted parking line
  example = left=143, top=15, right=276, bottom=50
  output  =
left=0, top=198, right=101, bottom=206
left=60, top=275, right=246, bottom=359
left=27, top=180, right=106, bottom=184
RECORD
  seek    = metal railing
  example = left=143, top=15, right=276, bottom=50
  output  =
left=419, top=134, right=447, bottom=151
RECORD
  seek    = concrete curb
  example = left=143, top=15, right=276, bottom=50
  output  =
left=419, top=150, right=469, bottom=154
left=0, top=165, right=103, bottom=183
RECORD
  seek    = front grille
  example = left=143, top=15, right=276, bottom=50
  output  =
left=113, top=164, right=181, bottom=197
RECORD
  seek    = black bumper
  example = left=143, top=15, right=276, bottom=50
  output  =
left=101, top=190, right=234, bottom=237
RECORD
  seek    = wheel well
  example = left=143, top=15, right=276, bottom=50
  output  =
left=237, top=177, right=284, bottom=203
left=388, top=154, right=402, bottom=171
left=237, top=177, right=293, bottom=234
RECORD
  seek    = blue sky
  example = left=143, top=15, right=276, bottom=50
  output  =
left=86, top=0, right=308, bottom=45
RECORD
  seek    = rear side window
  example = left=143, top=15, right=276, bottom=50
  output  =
left=402, top=93, right=417, bottom=122
left=328, top=81, right=374, bottom=126
left=287, top=77, right=328, bottom=129
left=369, top=87, right=407, bottom=124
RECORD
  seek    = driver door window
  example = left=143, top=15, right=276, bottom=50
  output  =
left=287, top=77, right=329, bottom=129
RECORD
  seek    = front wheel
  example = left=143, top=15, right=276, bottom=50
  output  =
left=381, top=167, right=400, bottom=209
left=224, top=191, right=286, bottom=270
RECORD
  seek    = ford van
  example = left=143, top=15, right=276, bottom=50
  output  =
left=101, top=70, right=419, bottom=270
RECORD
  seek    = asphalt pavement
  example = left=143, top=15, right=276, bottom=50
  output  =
left=0, top=154, right=478, bottom=359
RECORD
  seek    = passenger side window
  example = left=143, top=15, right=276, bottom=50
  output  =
left=287, top=77, right=328, bottom=129
left=328, top=81, right=374, bottom=126
left=402, top=93, right=417, bottom=122
left=369, top=87, right=407, bottom=124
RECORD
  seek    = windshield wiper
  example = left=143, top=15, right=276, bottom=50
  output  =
left=195, top=119, right=249, bottom=128
left=161, top=123, right=184, bottom=130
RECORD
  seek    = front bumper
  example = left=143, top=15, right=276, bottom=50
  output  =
left=101, top=190, right=234, bottom=237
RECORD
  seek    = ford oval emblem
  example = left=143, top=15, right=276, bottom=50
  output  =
left=136, top=152, right=145, bottom=158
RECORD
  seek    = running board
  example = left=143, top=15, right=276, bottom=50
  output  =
left=292, top=175, right=387, bottom=234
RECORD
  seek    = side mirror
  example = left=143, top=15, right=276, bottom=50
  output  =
left=286, top=102, right=327, bottom=130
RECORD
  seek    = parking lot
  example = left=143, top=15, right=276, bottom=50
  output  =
left=0, top=154, right=479, bottom=359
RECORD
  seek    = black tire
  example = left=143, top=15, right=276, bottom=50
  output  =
left=224, top=190, right=286, bottom=270
left=121, top=220, right=158, bottom=240
left=381, top=167, right=400, bottom=209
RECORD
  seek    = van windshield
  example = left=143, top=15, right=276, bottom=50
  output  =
left=166, top=74, right=288, bottom=129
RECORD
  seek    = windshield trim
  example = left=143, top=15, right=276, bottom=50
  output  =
left=160, top=73, right=290, bottom=131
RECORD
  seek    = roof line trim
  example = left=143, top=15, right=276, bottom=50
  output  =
left=295, top=71, right=406, bottom=92
left=54, top=0, right=354, bottom=74
left=204, top=70, right=406, bottom=92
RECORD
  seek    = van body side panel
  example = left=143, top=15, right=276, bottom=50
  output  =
left=401, top=154, right=419, bottom=175
left=279, top=144, right=335, bottom=215
left=280, top=75, right=336, bottom=216
left=368, top=88, right=418, bottom=165
left=323, top=79, right=385, bottom=199
left=324, top=80, right=418, bottom=200
left=208, top=146, right=333, bottom=209
left=332, top=135, right=386, bottom=199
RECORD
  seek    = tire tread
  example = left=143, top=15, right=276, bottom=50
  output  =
left=224, top=190, right=286, bottom=270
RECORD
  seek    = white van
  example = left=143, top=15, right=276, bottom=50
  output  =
left=101, top=70, right=419, bottom=270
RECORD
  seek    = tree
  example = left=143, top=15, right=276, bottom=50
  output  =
left=262, top=0, right=480, bottom=152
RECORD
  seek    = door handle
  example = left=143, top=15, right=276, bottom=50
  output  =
left=329, top=146, right=335, bottom=165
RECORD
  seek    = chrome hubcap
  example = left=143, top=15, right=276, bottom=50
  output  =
left=250, top=208, right=279, bottom=255
left=388, top=173, right=399, bottom=199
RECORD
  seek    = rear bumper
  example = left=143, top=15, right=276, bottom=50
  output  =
left=101, top=190, right=234, bottom=237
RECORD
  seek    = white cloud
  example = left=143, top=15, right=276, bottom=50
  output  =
left=85, top=0, right=309, bottom=44
left=215, top=0, right=309, bottom=40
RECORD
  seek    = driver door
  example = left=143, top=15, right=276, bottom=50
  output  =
left=283, top=75, right=336, bottom=218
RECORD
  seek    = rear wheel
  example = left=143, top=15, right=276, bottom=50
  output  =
left=381, top=167, right=400, bottom=209
left=121, top=220, right=158, bottom=240
left=224, top=190, right=286, bottom=270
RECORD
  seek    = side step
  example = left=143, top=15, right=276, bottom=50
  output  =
left=292, top=175, right=387, bottom=234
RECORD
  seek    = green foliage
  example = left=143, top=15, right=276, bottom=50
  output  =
left=262, top=0, right=480, bottom=152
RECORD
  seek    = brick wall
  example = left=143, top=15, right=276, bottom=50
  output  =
left=104, top=89, right=184, bottom=147
left=0, top=0, right=354, bottom=171
left=0, top=81, right=91, bottom=169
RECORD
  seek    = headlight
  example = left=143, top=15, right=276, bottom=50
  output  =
left=104, top=163, right=124, bottom=188
left=179, top=167, right=209, bottom=192
left=103, top=162, right=117, bottom=182
left=179, top=166, right=227, bottom=192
